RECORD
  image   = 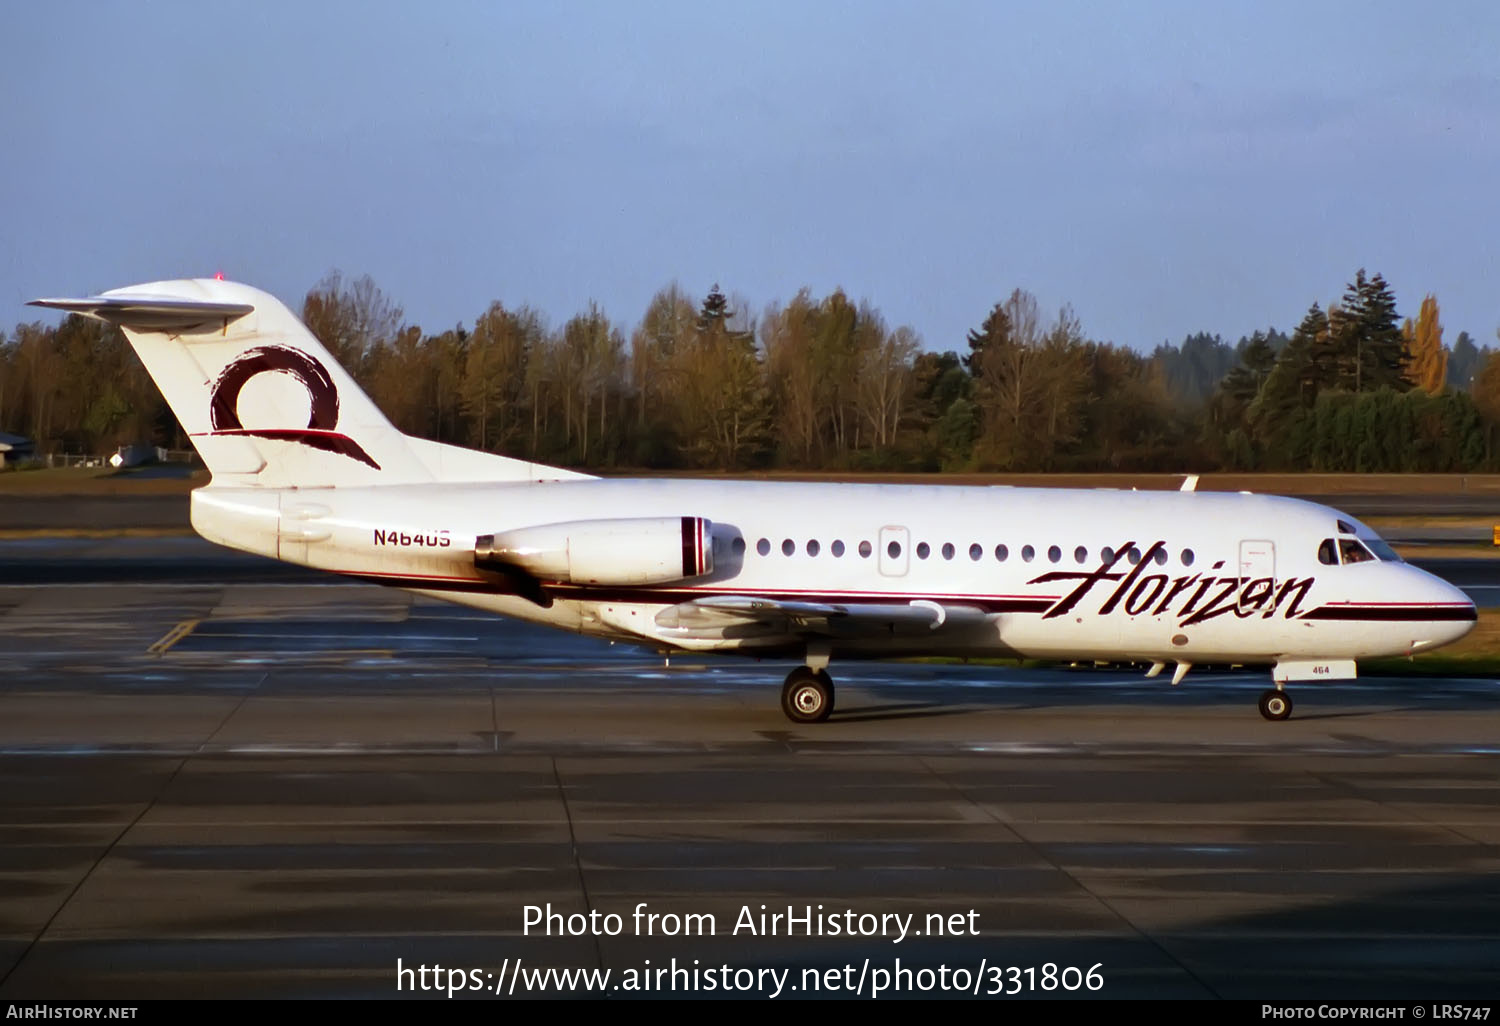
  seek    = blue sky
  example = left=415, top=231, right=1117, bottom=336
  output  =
left=3, top=1, right=1497, bottom=353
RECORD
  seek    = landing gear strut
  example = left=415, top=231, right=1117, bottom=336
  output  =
left=1258, top=687, right=1293, bottom=721
left=782, top=667, right=835, bottom=723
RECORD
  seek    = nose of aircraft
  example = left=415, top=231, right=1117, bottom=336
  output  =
left=1407, top=565, right=1478, bottom=651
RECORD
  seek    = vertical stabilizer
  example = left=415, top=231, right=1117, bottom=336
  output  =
left=31, top=279, right=432, bottom=487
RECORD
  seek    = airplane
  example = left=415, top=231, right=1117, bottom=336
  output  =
left=31, top=279, right=1477, bottom=723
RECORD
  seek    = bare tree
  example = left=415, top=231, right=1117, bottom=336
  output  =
left=970, top=290, right=1090, bottom=469
left=670, top=287, right=769, bottom=467
left=558, top=304, right=624, bottom=464
left=301, top=271, right=404, bottom=375
left=461, top=303, right=541, bottom=451
left=762, top=292, right=823, bottom=465
left=630, top=284, right=696, bottom=431
left=855, top=322, right=920, bottom=450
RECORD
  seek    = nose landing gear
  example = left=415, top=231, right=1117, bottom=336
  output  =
left=1258, top=687, right=1293, bottom=721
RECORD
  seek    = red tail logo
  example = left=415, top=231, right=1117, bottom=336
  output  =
left=201, top=345, right=380, bottom=469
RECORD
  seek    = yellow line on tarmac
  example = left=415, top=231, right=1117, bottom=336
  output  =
left=148, top=618, right=201, bottom=655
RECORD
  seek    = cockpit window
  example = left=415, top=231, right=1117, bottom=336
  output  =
left=1337, top=519, right=1357, bottom=535
left=1339, top=538, right=1375, bottom=564
left=1363, top=537, right=1403, bottom=562
left=1317, top=539, right=1338, bottom=565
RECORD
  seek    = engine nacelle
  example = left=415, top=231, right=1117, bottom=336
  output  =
left=475, top=516, right=713, bottom=585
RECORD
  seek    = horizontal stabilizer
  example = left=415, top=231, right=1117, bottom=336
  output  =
left=29, top=294, right=253, bottom=331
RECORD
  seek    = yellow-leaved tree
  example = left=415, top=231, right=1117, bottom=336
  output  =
left=1401, top=293, right=1446, bottom=394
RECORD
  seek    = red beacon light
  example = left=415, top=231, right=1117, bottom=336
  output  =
left=213, top=272, right=225, bottom=281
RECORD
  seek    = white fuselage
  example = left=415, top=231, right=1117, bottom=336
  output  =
left=190, top=478, right=1476, bottom=667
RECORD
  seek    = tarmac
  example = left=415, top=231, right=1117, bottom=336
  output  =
left=1, top=537, right=1499, bottom=999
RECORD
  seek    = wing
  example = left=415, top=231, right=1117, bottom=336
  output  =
left=653, top=595, right=991, bottom=641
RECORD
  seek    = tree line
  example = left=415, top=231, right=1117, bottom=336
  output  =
left=2, top=268, right=1497, bottom=473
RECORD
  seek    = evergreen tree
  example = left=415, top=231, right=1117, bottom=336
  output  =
left=1447, top=331, right=1482, bottom=391
left=1247, top=317, right=1320, bottom=465
left=903, top=351, right=970, bottom=469
left=1294, top=303, right=1338, bottom=395
left=934, top=396, right=978, bottom=469
left=1239, top=327, right=1290, bottom=354
left=963, top=302, right=1011, bottom=373
left=1219, top=330, right=1276, bottom=404
left=1471, top=350, right=1500, bottom=464
left=1200, top=324, right=1296, bottom=465
left=697, top=283, right=730, bottom=334
left=1151, top=332, right=1236, bottom=404
left=1329, top=270, right=1408, bottom=392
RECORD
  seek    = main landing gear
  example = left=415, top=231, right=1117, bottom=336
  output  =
left=781, top=666, right=835, bottom=723
left=1258, top=686, right=1293, bottom=721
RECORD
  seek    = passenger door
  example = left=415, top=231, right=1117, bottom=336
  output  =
left=1237, top=539, right=1275, bottom=614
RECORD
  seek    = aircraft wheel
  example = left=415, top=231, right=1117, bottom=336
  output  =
left=1258, top=688, right=1293, bottom=721
left=782, top=667, right=834, bottom=724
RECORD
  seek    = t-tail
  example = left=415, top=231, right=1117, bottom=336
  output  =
left=29, top=278, right=587, bottom=490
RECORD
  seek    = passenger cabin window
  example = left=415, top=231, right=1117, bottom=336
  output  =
left=1021, top=545, right=1035, bottom=562
left=757, top=538, right=771, bottom=556
left=806, top=539, right=820, bottom=557
left=1317, top=539, right=1338, bottom=565
left=1047, top=545, right=1062, bottom=563
left=831, top=540, right=845, bottom=557
left=887, top=540, right=902, bottom=559
left=916, top=542, right=931, bottom=560
left=942, top=542, right=955, bottom=560
left=1180, top=548, right=1194, bottom=567
left=859, top=540, right=872, bottom=558
left=1339, top=538, right=1375, bottom=565
left=1074, top=545, right=1088, bottom=564
left=969, top=543, right=983, bottom=561
left=995, top=544, right=1009, bottom=562
left=781, top=539, right=795, bottom=556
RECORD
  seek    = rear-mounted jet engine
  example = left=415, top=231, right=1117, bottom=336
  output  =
left=475, top=516, right=713, bottom=585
